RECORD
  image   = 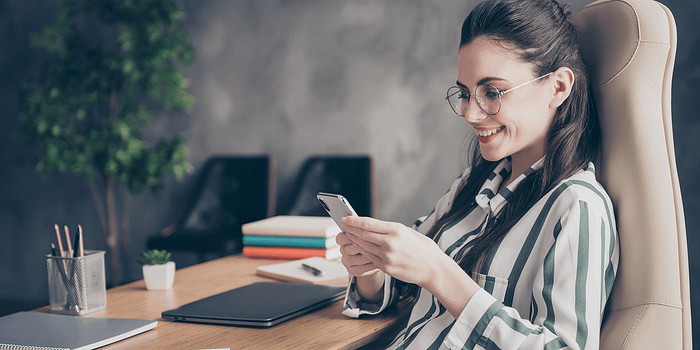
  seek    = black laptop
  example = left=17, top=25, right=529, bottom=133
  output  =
left=161, top=282, right=346, bottom=327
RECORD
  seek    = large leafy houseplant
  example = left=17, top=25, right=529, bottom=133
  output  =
left=19, top=0, right=195, bottom=286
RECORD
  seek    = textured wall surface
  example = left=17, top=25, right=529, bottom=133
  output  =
left=1, top=0, right=698, bottom=345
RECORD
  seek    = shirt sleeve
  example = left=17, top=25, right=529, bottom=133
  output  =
left=444, top=193, right=618, bottom=349
left=342, top=273, right=401, bottom=318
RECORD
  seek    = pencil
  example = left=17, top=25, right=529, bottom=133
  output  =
left=53, top=224, right=65, bottom=258
left=64, top=225, right=73, bottom=258
left=53, top=225, right=69, bottom=276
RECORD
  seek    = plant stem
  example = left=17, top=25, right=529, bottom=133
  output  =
left=121, top=191, right=131, bottom=281
left=105, top=174, right=120, bottom=287
left=90, top=181, right=109, bottom=243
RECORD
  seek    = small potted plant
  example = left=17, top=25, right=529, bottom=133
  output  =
left=138, top=249, right=175, bottom=290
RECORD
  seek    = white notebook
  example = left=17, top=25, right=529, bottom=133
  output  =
left=256, top=257, right=349, bottom=284
left=0, top=311, right=157, bottom=350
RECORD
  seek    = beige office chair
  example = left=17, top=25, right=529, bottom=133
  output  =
left=571, top=0, right=691, bottom=348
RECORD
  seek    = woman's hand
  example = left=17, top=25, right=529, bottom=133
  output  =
left=338, top=216, right=447, bottom=287
left=336, top=229, right=381, bottom=277
left=336, top=227, right=386, bottom=302
left=338, top=215, right=481, bottom=317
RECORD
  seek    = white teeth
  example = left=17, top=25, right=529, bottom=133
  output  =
left=476, top=126, right=503, bottom=137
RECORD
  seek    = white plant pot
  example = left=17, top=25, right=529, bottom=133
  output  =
left=142, top=261, right=175, bottom=290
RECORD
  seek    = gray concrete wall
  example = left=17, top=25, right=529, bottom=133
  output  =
left=1, top=0, right=698, bottom=345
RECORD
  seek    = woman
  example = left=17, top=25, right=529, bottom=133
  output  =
left=336, top=0, right=619, bottom=349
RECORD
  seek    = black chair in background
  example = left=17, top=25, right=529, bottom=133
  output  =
left=147, top=155, right=275, bottom=263
left=278, top=155, right=376, bottom=218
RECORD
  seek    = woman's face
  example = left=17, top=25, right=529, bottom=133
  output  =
left=457, top=37, right=557, bottom=167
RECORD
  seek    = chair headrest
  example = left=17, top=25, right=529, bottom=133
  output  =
left=572, top=0, right=674, bottom=90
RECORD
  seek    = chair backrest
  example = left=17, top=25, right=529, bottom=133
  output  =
left=278, top=155, right=376, bottom=217
left=179, top=155, right=276, bottom=236
left=571, top=0, right=691, bottom=348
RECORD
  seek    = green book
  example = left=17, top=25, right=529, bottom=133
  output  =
left=243, top=235, right=338, bottom=248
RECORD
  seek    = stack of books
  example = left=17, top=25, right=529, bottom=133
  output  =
left=241, top=216, right=342, bottom=260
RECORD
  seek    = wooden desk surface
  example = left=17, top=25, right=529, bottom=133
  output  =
left=36, top=255, right=407, bottom=350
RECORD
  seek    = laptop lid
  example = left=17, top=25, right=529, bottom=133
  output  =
left=161, top=282, right=346, bottom=327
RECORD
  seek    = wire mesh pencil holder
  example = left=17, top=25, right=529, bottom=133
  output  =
left=46, top=250, right=107, bottom=315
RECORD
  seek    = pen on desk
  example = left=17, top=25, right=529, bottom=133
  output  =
left=64, top=225, right=73, bottom=258
left=301, top=263, right=323, bottom=277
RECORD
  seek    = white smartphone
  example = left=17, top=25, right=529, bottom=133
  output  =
left=317, top=192, right=358, bottom=231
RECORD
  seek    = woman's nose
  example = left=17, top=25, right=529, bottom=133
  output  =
left=463, top=96, right=487, bottom=123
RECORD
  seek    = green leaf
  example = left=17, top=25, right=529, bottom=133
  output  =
left=51, top=124, right=61, bottom=136
left=19, top=0, right=195, bottom=199
left=49, top=87, right=60, bottom=99
left=36, top=120, right=48, bottom=135
left=137, top=249, right=171, bottom=265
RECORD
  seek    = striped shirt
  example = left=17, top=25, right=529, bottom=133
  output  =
left=343, top=157, right=619, bottom=350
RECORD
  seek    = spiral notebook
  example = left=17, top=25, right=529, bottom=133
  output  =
left=0, top=311, right=157, bottom=350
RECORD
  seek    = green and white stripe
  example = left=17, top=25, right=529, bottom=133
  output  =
left=343, top=157, right=619, bottom=350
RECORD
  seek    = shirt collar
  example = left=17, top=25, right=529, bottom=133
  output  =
left=475, top=157, right=545, bottom=216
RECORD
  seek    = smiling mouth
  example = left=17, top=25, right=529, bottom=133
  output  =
left=475, top=126, right=504, bottom=138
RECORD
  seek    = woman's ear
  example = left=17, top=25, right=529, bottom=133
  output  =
left=549, top=67, right=575, bottom=108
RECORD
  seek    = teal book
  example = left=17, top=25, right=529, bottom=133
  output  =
left=243, top=235, right=338, bottom=248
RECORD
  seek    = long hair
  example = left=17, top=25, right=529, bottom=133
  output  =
left=425, top=0, right=600, bottom=277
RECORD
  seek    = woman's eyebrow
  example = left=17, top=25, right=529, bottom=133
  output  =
left=456, top=77, right=507, bottom=88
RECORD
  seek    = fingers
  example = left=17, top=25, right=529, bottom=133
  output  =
left=338, top=222, right=386, bottom=257
left=346, top=231, right=385, bottom=257
left=340, top=236, right=380, bottom=264
left=347, top=264, right=381, bottom=277
left=340, top=217, right=406, bottom=258
left=335, top=231, right=353, bottom=246
left=338, top=239, right=362, bottom=256
left=337, top=232, right=372, bottom=256
left=337, top=231, right=381, bottom=273
left=341, top=249, right=378, bottom=275
left=341, top=216, right=397, bottom=235
left=340, top=245, right=380, bottom=276
left=340, top=217, right=400, bottom=247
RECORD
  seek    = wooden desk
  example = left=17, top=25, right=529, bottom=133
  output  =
left=36, top=255, right=407, bottom=349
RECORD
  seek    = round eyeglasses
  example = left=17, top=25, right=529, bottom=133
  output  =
left=446, top=72, right=552, bottom=116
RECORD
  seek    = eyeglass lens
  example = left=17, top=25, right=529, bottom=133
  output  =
left=446, top=85, right=502, bottom=116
